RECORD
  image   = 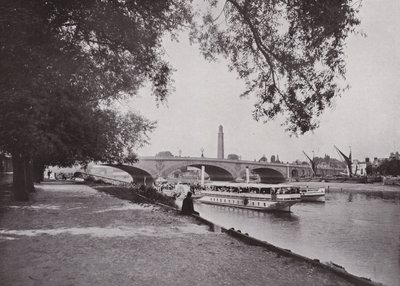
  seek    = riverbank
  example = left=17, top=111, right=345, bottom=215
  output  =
left=0, top=182, right=376, bottom=286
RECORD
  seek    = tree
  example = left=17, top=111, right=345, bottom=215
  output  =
left=90, top=110, right=156, bottom=165
left=1, top=0, right=361, bottom=200
left=191, top=0, right=361, bottom=134
left=31, top=109, right=155, bottom=182
left=365, top=164, right=374, bottom=176
left=258, top=155, right=267, bottom=162
left=227, top=154, right=240, bottom=160
left=378, top=159, right=400, bottom=176
left=0, top=0, right=191, bottom=200
left=156, top=151, right=174, bottom=157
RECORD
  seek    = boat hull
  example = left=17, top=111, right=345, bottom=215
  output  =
left=198, top=193, right=299, bottom=212
left=300, top=188, right=326, bottom=202
left=301, top=193, right=325, bottom=202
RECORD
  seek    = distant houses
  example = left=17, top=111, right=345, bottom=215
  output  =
left=351, top=159, right=368, bottom=176
left=350, top=152, right=400, bottom=177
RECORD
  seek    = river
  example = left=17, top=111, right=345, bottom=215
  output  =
left=187, top=190, right=400, bottom=286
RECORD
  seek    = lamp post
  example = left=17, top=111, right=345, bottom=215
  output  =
left=201, top=147, right=204, bottom=158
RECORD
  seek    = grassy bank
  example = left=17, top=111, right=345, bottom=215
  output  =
left=93, top=185, right=178, bottom=209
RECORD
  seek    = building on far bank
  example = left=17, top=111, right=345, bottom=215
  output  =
left=352, top=159, right=368, bottom=176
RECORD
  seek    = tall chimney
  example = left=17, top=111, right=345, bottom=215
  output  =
left=217, top=125, right=224, bottom=159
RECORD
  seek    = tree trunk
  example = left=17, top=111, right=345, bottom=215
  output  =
left=11, top=152, right=29, bottom=201
left=25, top=156, right=35, bottom=192
left=33, top=161, right=45, bottom=183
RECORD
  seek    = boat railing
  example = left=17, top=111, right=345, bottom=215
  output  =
left=276, top=193, right=302, bottom=200
left=202, top=190, right=301, bottom=200
left=300, top=187, right=326, bottom=194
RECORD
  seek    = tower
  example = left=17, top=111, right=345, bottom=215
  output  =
left=217, top=125, right=224, bottom=159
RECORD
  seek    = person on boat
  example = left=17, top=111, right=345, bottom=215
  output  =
left=181, top=192, right=199, bottom=215
left=190, top=184, right=196, bottom=195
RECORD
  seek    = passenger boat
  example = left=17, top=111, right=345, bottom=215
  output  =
left=300, top=187, right=326, bottom=202
left=198, top=182, right=301, bottom=212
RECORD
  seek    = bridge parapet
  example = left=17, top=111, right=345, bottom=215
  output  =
left=139, top=156, right=313, bottom=169
left=112, top=156, right=342, bottom=185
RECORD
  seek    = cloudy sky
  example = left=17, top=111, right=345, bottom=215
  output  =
left=125, top=0, right=400, bottom=163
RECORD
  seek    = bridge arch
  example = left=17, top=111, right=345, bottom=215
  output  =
left=106, top=164, right=156, bottom=186
left=163, top=162, right=235, bottom=182
left=250, top=167, right=286, bottom=184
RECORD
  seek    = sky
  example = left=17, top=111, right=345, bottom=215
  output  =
left=124, top=0, right=400, bottom=163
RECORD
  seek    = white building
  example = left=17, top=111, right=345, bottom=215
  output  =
left=352, top=160, right=368, bottom=176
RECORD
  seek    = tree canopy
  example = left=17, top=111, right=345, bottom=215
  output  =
left=0, top=0, right=191, bottom=199
left=191, top=0, right=361, bottom=134
left=377, top=159, right=400, bottom=176
left=0, top=0, right=361, bottom=200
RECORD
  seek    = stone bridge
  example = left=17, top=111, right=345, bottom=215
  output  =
left=109, top=156, right=343, bottom=185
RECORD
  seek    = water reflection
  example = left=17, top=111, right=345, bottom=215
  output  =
left=198, top=204, right=299, bottom=222
left=193, top=191, right=400, bottom=286
left=331, top=189, right=400, bottom=202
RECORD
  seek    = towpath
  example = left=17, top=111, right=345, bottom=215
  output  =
left=0, top=182, right=359, bottom=286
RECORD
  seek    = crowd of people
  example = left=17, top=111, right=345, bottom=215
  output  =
left=46, top=170, right=71, bottom=180
left=153, top=181, right=201, bottom=215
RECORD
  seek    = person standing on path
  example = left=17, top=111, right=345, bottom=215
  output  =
left=181, top=192, right=199, bottom=215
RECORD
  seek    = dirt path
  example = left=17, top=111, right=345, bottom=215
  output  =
left=0, top=183, right=360, bottom=286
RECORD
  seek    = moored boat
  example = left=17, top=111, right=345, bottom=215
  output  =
left=300, top=187, right=326, bottom=202
left=198, top=182, right=301, bottom=212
